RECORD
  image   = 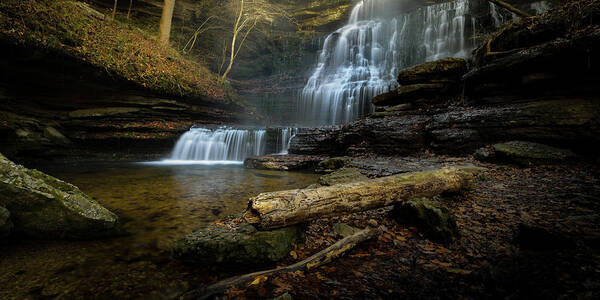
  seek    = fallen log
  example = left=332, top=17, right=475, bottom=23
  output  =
left=183, top=227, right=379, bottom=300
left=244, top=166, right=483, bottom=230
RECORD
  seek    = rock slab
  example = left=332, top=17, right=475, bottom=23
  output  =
left=0, top=153, right=119, bottom=239
left=172, top=219, right=305, bottom=265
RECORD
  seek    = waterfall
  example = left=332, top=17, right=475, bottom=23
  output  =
left=170, top=127, right=266, bottom=162
left=276, top=127, right=298, bottom=154
left=298, top=0, right=478, bottom=126
left=167, top=126, right=297, bottom=163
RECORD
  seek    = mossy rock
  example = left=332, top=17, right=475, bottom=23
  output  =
left=316, top=157, right=350, bottom=173
left=0, top=206, right=13, bottom=239
left=493, top=141, right=575, bottom=166
left=172, top=219, right=305, bottom=265
left=393, top=198, right=458, bottom=244
left=0, top=153, right=119, bottom=239
left=397, top=57, right=467, bottom=85
left=317, top=167, right=368, bottom=186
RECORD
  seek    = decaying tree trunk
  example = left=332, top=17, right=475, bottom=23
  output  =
left=244, top=166, right=484, bottom=230
left=183, top=227, right=379, bottom=300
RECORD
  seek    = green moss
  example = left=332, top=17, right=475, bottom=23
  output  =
left=393, top=198, right=459, bottom=244
left=172, top=219, right=305, bottom=265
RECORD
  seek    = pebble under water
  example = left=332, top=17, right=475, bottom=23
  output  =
left=0, top=162, right=318, bottom=299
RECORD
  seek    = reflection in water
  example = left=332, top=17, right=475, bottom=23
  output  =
left=0, top=162, right=318, bottom=299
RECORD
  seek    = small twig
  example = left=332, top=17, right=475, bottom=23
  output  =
left=182, top=227, right=379, bottom=300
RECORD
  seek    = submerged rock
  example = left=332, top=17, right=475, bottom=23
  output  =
left=317, top=168, right=368, bottom=186
left=244, top=154, right=324, bottom=171
left=172, top=218, right=305, bottom=265
left=0, top=206, right=13, bottom=239
left=493, top=141, right=575, bottom=166
left=393, top=198, right=458, bottom=244
left=0, top=153, right=119, bottom=239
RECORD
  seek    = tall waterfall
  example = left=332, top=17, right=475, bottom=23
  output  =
left=168, top=127, right=296, bottom=162
left=298, top=0, right=477, bottom=126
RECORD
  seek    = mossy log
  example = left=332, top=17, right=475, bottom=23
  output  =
left=183, top=227, right=378, bottom=300
left=244, top=166, right=483, bottom=230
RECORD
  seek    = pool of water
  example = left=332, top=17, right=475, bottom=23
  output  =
left=0, top=162, right=319, bottom=299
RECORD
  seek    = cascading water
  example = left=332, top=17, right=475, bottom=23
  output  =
left=170, top=127, right=266, bottom=162
left=298, top=0, right=478, bottom=126
left=166, top=126, right=297, bottom=163
left=276, top=128, right=298, bottom=155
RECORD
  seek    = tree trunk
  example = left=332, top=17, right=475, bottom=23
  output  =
left=127, top=0, right=133, bottom=20
left=182, top=227, right=379, bottom=300
left=244, top=166, right=483, bottom=230
left=158, top=0, right=176, bottom=47
left=220, top=0, right=244, bottom=83
left=112, top=0, right=118, bottom=21
left=488, top=0, right=532, bottom=18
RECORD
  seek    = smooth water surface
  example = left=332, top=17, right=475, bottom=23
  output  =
left=0, top=162, right=319, bottom=299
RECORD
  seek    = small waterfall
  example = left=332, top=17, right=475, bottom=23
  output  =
left=168, top=126, right=297, bottom=162
left=276, top=127, right=298, bottom=154
left=170, top=127, right=266, bottom=162
left=298, top=0, right=478, bottom=126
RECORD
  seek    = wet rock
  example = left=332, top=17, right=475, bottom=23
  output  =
left=172, top=219, right=305, bottom=265
left=371, top=83, right=445, bottom=106
left=385, top=103, right=413, bottom=112
left=0, top=153, right=119, bottom=239
left=392, top=198, right=458, bottom=244
left=492, top=141, right=575, bottom=166
left=315, top=157, right=350, bottom=173
left=0, top=206, right=13, bottom=239
left=317, top=168, right=368, bottom=186
left=244, top=154, right=324, bottom=171
left=289, top=127, right=341, bottom=155
left=473, top=147, right=495, bottom=162
left=397, top=57, right=467, bottom=85
left=332, top=223, right=361, bottom=238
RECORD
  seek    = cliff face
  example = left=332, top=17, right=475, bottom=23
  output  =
left=0, top=0, right=257, bottom=162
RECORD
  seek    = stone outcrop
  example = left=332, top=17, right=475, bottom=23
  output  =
left=0, top=153, right=119, bottom=239
left=491, top=141, right=576, bottom=166
left=172, top=218, right=305, bottom=265
left=371, top=58, right=467, bottom=108
left=392, top=198, right=459, bottom=244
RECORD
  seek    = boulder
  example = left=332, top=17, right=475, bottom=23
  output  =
left=0, top=206, right=13, bottom=238
left=332, top=222, right=361, bottom=238
left=492, top=141, right=575, bottom=166
left=0, top=153, right=119, bottom=239
left=317, top=167, right=368, bottom=186
left=392, top=198, right=458, bottom=244
left=172, top=218, right=305, bottom=265
left=315, top=157, right=350, bottom=173
left=397, top=57, right=467, bottom=85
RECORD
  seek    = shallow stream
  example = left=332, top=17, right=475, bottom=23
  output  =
left=0, top=162, right=318, bottom=299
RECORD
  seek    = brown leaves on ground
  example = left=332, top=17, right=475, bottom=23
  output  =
left=0, top=0, right=229, bottom=101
